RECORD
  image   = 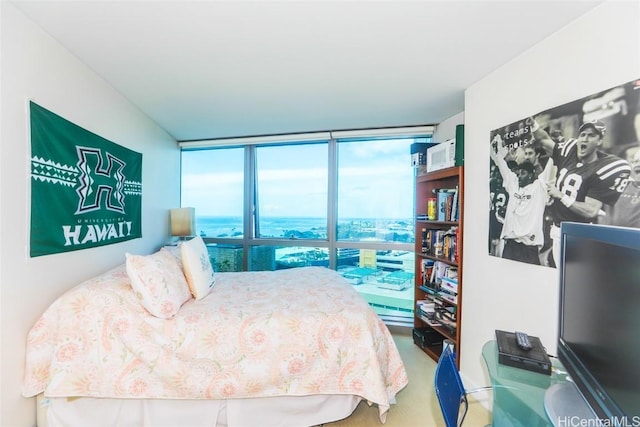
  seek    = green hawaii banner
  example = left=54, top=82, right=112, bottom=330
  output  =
left=30, top=102, right=142, bottom=257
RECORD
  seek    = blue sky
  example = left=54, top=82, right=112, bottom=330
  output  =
left=181, top=139, right=415, bottom=218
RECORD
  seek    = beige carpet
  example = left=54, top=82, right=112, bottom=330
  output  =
left=322, top=327, right=492, bottom=427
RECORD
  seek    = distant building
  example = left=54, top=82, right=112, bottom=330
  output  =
left=251, top=245, right=276, bottom=271
left=206, top=244, right=243, bottom=272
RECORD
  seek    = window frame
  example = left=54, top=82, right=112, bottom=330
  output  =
left=180, top=127, right=432, bottom=323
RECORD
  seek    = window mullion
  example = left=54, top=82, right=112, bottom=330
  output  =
left=327, top=138, right=338, bottom=270
left=243, top=146, right=256, bottom=271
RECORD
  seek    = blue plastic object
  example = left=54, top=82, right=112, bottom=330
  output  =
left=434, top=345, right=468, bottom=427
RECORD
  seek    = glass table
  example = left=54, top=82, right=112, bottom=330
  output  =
left=482, top=340, right=569, bottom=426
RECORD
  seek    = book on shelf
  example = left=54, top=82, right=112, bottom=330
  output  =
left=421, top=259, right=435, bottom=286
left=435, top=304, right=457, bottom=322
left=418, top=307, right=440, bottom=326
left=417, top=300, right=438, bottom=324
left=422, top=226, right=458, bottom=262
left=426, top=261, right=457, bottom=287
left=433, top=229, right=445, bottom=257
left=440, top=277, right=458, bottom=295
left=419, top=314, right=441, bottom=327
left=437, top=290, right=458, bottom=305
left=435, top=311, right=457, bottom=329
left=443, top=229, right=454, bottom=260
left=447, top=227, right=459, bottom=262
left=434, top=188, right=456, bottom=221
left=419, top=312, right=456, bottom=334
left=434, top=261, right=445, bottom=283
left=436, top=191, right=450, bottom=221
left=417, top=302, right=434, bottom=314
left=450, top=185, right=459, bottom=221
left=432, top=187, right=457, bottom=195
left=454, top=227, right=460, bottom=263
left=416, top=299, right=432, bottom=308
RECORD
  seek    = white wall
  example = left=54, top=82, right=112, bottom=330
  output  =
left=3, top=1, right=638, bottom=424
left=0, top=3, right=182, bottom=426
left=461, top=0, right=640, bottom=400
left=433, top=112, right=464, bottom=143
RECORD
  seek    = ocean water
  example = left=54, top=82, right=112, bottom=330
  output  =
left=196, top=216, right=327, bottom=238
left=196, top=216, right=413, bottom=239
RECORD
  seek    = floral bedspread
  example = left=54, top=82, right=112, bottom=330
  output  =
left=23, top=266, right=408, bottom=422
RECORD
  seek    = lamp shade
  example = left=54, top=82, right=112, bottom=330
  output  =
left=170, top=207, right=196, bottom=237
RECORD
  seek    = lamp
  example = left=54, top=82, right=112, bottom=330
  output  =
left=170, top=207, right=196, bottom=239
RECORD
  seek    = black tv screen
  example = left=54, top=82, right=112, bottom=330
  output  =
left=558, top=222, right=640, bottom=419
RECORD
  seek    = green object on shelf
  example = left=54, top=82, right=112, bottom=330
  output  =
left=455, top=124, right=464, bottom=166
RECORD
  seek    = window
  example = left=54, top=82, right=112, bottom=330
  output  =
left=181, top=148, right=244, bottom=238
left=248, top=245, right=329, bottom=271
left=179, top=128, right=432, bottom=325
left=337, top=139, right=415, bottom=244
left=336, top=247, right=415, bottom=321
left=255, top=144, right=328, bottom=239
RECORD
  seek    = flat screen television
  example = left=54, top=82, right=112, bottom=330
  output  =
left=544, top=222, right=640, bottom=424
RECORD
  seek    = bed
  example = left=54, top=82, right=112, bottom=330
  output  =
left=23, top=242, right=408, bottom=427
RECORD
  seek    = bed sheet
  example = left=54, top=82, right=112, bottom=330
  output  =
left=23, top=266, right=408, bottom=422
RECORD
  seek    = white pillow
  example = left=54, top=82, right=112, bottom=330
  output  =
left=181, top=236, right=216, bottom=300
left=125, top=248, right=192, bottom=318
left=163, top=243, right=183, bottom=268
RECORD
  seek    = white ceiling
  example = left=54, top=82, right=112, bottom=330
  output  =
left=11, top=0, right=602, bottom=141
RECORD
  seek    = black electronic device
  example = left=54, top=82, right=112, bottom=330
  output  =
left=495, top=330, right=551, bottom=375
left=412, top=327, right=444, bottom=350
left=515, top=331, right=532, bottom=351
left=410, top=142, right=437, bottom=167
left=549, top=222, right=640, bottom=420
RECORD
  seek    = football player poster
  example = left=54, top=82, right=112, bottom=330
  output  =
left=489, top=78, right=640, bottom=268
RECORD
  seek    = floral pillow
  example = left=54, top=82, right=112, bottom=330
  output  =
left=181, top=236, right=216, bottom=300
left=125, top=248, right=192, bottom=318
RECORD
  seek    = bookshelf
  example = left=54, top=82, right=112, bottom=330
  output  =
left=413, top=166, right=464, bottom=366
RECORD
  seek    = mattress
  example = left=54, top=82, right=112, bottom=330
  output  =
left=37, top=393, right=363, bottom=427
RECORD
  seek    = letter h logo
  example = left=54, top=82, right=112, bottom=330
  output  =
left=75, top=146, right=126, bottom=214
